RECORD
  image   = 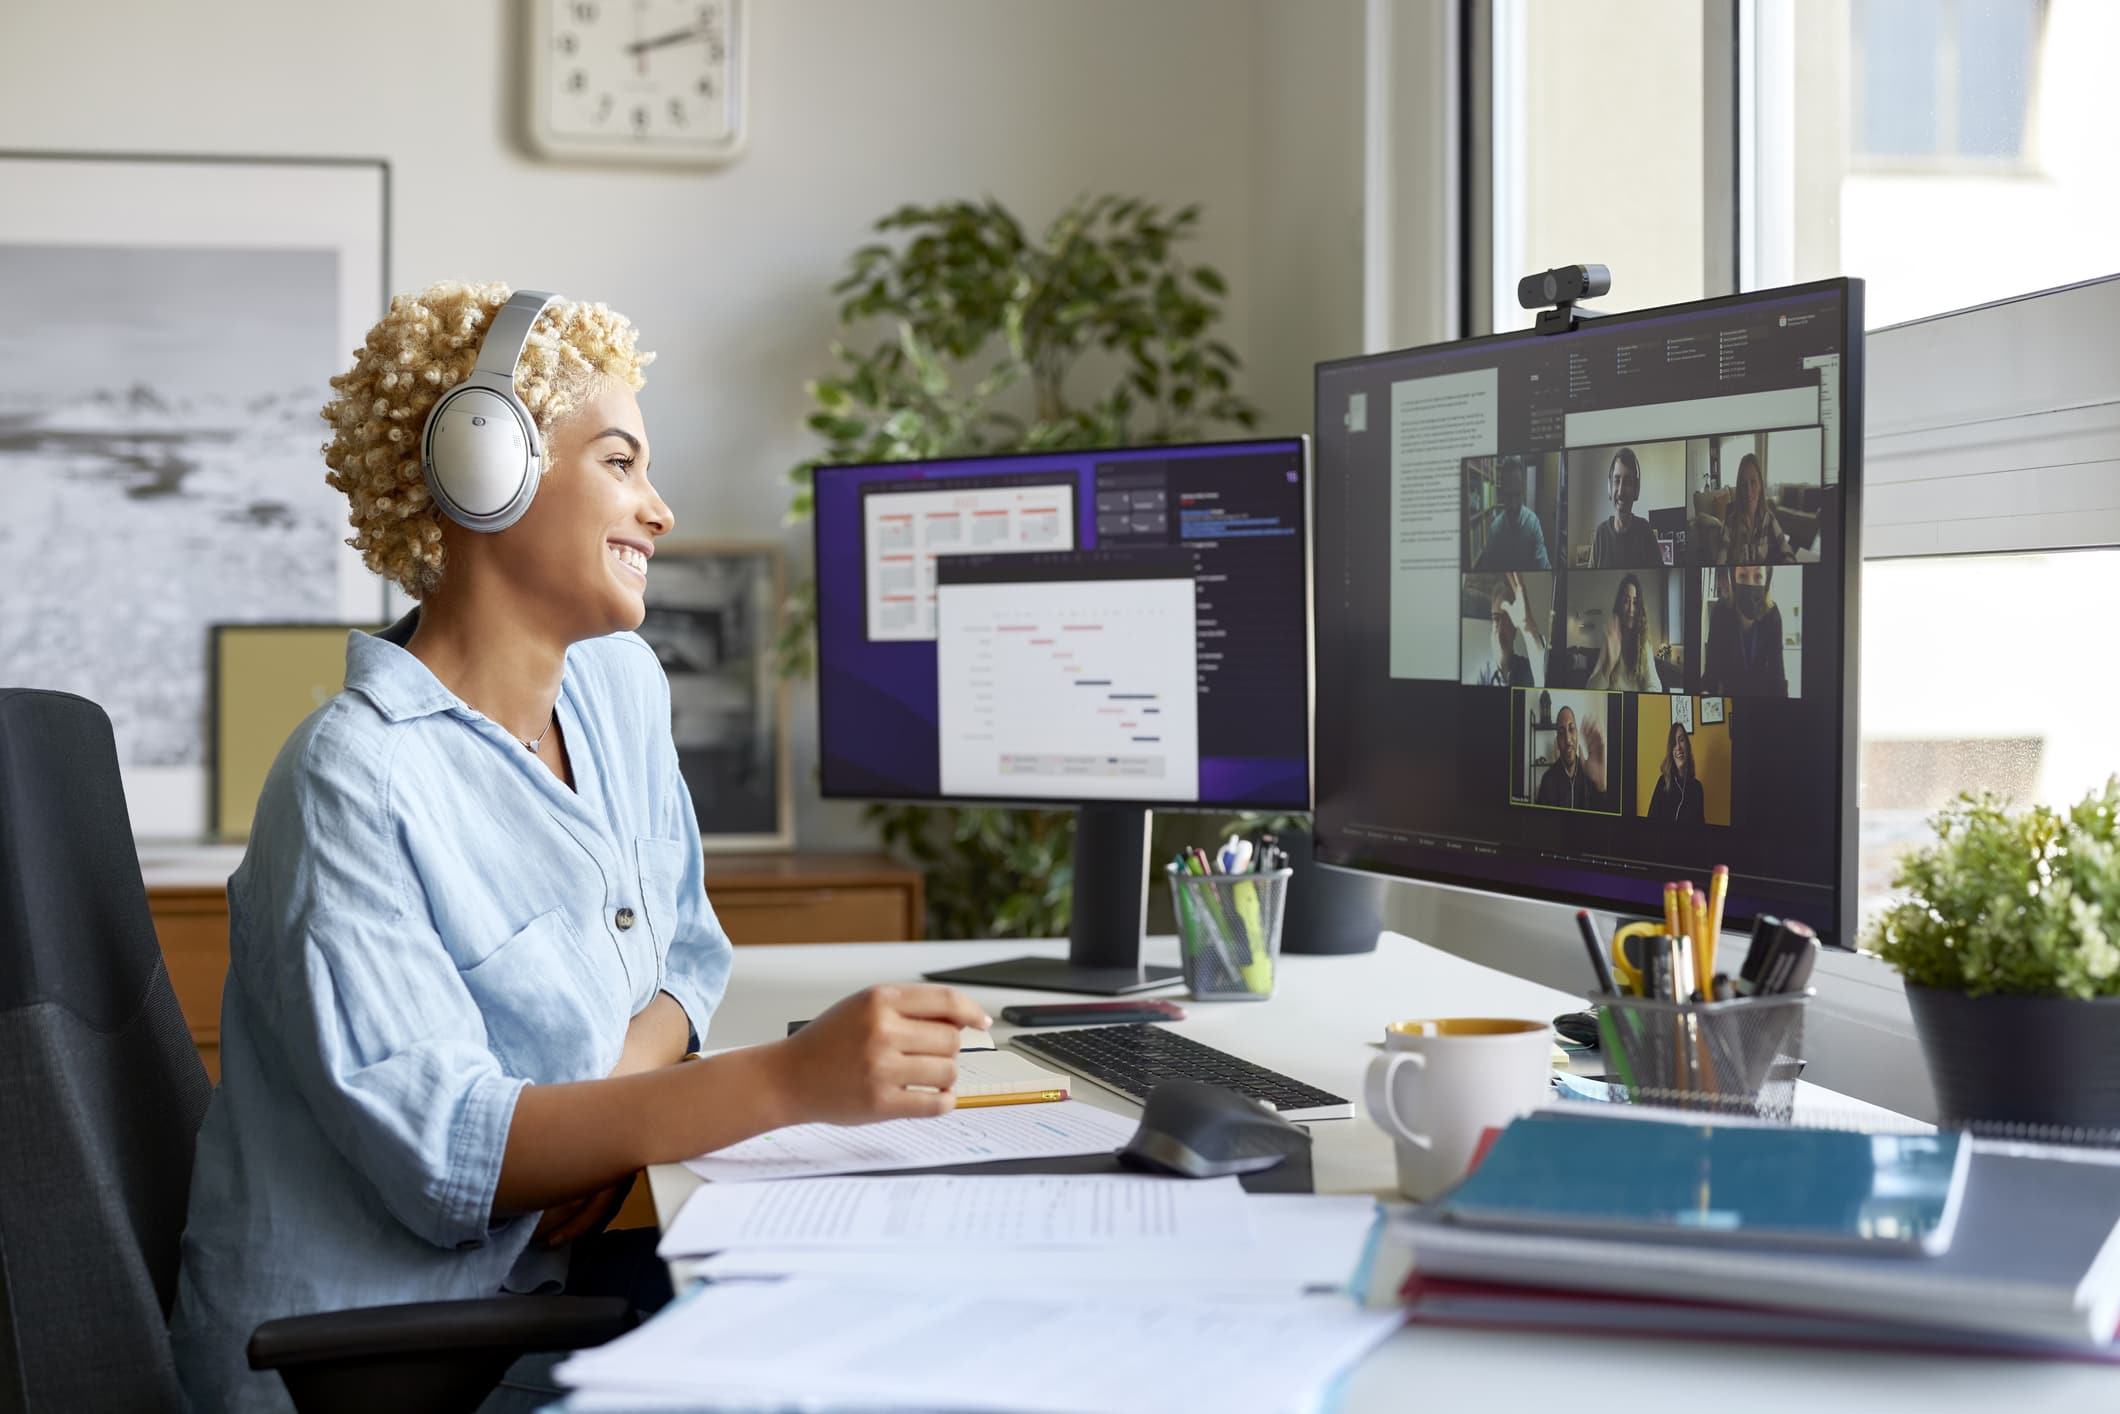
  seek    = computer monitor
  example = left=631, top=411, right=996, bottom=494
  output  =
left=1311, top=279, right=1863, bottom=949
left=811, top=437, right=1312, bottom=992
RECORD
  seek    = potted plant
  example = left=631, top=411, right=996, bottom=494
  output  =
left=1868, top=778, right=2120, bottom=1135
left=784, top=195, right=1261, bottom=940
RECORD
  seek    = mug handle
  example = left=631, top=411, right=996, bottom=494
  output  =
left=1363, top=1051, right=1432, bottom=1151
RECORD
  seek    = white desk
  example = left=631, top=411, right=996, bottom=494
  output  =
left=649, top=933, right=2118, bottom=1411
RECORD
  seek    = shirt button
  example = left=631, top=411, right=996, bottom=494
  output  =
left=615, top=907, right=636, bottom=931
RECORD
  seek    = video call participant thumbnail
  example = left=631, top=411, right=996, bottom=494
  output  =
left=1701, top=565, right=1798, bottom=698
left=1462, top=571, right=1554, bottom=688
left=1514, top=688, right=1619, bottom=815
left=1570, top=569, right=1681, bottom=694
left=1566, top=440, right=1686, bottom=571
left=1722, top=452, right=1794, bottom=566
left=1634, top=695, right=1733, bottom=826
left=1465, top=455, right=1555, bottom=571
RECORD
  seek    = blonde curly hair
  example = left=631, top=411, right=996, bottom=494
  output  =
left=321, top=281, right=654, bottom=599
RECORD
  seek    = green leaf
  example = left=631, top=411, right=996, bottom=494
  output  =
left=1192, top=266, right=1227, bottom=295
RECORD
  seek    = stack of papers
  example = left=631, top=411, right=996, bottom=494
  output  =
left=556, top=1279, right=1403, bottom=1414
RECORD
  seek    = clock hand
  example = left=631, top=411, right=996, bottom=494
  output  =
left=626, top=23, right=709, bottom=55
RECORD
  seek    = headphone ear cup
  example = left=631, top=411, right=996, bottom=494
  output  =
left=424, top=385, right=538, bottom=530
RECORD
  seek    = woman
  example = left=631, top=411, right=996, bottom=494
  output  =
left=169, top=284, right=986, bottom=1414
left=1721, top=452, right=1792, bottom=565
left=1590, top=446, right=1657, bottom=568
left=1647, top=719, right=1706, bottom=825
left=1587, top=572, right=1656, bottom=692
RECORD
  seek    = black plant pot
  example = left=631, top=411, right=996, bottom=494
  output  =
left=1905, top=984, right=2120, bottom=1135
left=1279, top=829, right=1385, bottom=956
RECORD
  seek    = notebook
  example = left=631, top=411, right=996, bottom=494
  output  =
left=1400, top=1141, right=2120, bottom=1347
left=955, top=1049, right=1072, bottom=1104
left=1435, top=1109, right=1971, bottom=1255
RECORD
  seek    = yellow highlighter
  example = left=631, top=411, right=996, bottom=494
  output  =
left=1231, top=878, right=1273, bottom=994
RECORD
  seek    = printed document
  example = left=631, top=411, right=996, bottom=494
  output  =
left=660, top=1173, right=1250, bottom=1257
left=555, top=1279, right=1403, bottom=1414
left=680, top=1098, right=1136, bottom=1184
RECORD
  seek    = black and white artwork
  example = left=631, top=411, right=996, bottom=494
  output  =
left=0, top=154, right=388, bottom=837
left=635, top=543, right=792, bottom=850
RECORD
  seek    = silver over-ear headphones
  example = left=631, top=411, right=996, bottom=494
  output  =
left=420, top=289, right=559, bottom=532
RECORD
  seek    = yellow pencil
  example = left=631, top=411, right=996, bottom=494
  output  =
left=1706, top=865, right=1729, bottom=983
left=953, top=1090, right=1068, bottom=1109
left=1675, top=886, right=1696, bottom=987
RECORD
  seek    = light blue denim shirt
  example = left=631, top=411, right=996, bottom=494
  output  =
left=169, top=618, right=734, bottom=1413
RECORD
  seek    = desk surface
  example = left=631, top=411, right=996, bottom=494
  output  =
left=648, top=933, right=2117, bottom=1411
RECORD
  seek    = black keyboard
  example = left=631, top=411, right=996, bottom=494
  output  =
left=1011, top=1024, right=1354, bottom=1121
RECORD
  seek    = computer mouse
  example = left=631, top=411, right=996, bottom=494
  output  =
left=1118, top=1080, right=1311, bottom=1179
left=1552, top=1010, right=1602, bottom=1049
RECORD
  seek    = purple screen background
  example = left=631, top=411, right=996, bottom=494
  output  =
left=814, top=443, right=1310, bottom=808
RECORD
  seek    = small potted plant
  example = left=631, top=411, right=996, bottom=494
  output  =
left=1868, top=777, right=2120, bottom=1135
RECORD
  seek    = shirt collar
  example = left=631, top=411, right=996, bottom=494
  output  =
left=344, top=608, right=467, bottom=723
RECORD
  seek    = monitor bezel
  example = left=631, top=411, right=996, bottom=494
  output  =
left=809, top=434, right=1316, bottom=815
left=1310, top=277, right=1864, bottom=947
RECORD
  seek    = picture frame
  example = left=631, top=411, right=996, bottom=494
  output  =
left=0, top=151, right=391, bottom=839
left=210, top=623, right=383, bottom=840
left=634, top=541, right=793, bottom=851
left=1701, top=695, right=1726, bottom=725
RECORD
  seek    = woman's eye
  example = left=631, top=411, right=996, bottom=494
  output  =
left=608, top=457, right=632, bottom=476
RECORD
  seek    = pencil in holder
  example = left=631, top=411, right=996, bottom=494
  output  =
left=1166, top=865, right=1292, bottom=1001
left=1598, top=989, right=1810, bottom=1121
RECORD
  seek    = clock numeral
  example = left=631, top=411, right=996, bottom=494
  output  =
left=668, top=97, right=687, bottom=126
left=708, top=39, right=726, bottom=61
left=565, top=68, right=587, bottom=93
left=555, top=32, right=578, bottom=55
left=631, top=104, right=651, bottom=135
left=571, top=1, right=599, bottom=22
left=593, top=94, right=614, bottom=123
left=696, top=75, right=717, bottom=98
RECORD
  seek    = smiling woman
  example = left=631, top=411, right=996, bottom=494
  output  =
left=169, top=283, right=989, bottom=1413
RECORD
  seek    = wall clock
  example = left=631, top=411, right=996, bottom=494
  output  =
left=526, top=0, right=746, bottom=166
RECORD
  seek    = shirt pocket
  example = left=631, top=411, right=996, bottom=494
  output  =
left=459, top=908, right=615, bottom=1081
left=635, top=835, right=688, bottom=966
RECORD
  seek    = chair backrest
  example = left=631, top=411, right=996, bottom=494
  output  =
left=0, top=688, right=212, bottom=1413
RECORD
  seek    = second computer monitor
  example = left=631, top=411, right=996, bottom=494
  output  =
left=812, top=438, right=1311, bottom=812
left=1311, top=279, right=1862, bottom=946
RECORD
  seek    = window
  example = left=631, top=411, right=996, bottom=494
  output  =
left=1856, top=548, right=2118, bottom=932
left=1850, top=0, right=2043, bottom=166
left=1478, top=0, right=1712, bottom=332
left=1785, top=0, right=2113, bottom=327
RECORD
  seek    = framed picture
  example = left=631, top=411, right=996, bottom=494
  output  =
left=635, top=542, right=793, bottom=851
left=210, top=623, right=383, bottom=840
left=0, top=151, right=390, bottom=839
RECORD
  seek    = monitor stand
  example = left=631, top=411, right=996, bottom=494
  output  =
left=921, top=804, right=1184, bottom=996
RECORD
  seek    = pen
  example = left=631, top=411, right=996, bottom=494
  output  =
left=1574, top=910, right=1618, bottom=996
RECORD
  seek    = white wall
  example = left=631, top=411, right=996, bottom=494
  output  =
left=0, top=0, right=1367, bottom=848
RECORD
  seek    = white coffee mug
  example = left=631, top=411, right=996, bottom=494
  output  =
left=1364, top=1017, right=1555, bottom=1201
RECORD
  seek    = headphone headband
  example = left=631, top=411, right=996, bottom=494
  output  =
left=475, top=289, right=558, bottom=379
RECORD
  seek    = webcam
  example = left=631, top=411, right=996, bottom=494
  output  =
left=1518, top=264, right=1611, bottom=311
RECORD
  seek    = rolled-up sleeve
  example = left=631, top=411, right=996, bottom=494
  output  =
left=282, top=907, right=527, bottom=1250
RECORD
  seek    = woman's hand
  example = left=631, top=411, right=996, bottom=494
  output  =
left=532, top=1177, right=631, bottom=1249
left=766, top=983, right=989, bottom=1126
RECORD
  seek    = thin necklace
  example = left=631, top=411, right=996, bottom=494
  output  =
left=521, top=713, right=554, bottom=754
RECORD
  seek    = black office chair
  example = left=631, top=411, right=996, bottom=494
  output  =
left=0, top=687, right=634, bottom=1413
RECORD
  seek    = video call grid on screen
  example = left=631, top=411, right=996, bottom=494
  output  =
left=811, top=439, right=1312, bottom=811
left=1312, top=280, right=1861, bottom=943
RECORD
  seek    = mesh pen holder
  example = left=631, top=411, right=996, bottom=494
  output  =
left=1599, top=989, right=1811, bottom=1121
left=1166, top=866, right=1292, bottom=1001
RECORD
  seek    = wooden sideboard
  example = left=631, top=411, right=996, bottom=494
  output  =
left=147, top=850, right=924, bottom=1082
